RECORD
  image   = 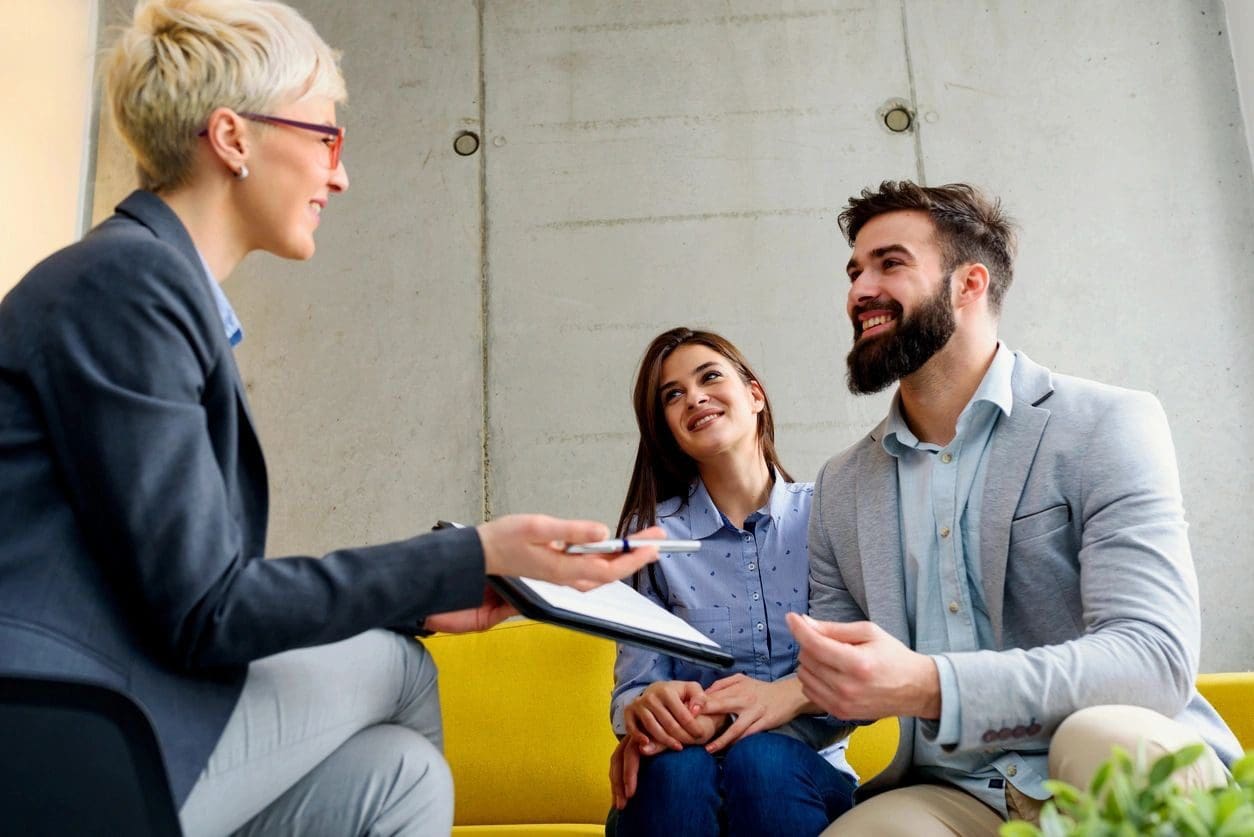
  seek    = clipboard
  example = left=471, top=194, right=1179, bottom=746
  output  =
left=433, top=520, right=733, bottom=669
left=488, top=574, right=734, bottom=669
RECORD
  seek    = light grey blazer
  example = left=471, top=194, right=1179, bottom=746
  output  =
left=808, top=351, right=1241, bottom=800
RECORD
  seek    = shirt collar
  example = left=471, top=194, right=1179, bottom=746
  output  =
left=683, top=472, right=792, bottom=538
left=882, top=341, right=1016, bottom=457
left=195, top=248, right=244, bottom=347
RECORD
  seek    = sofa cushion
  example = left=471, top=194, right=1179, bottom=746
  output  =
left=426, top=620, right=618, bottom=827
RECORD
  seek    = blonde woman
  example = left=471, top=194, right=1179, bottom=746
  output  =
left=0, top=2, right=659, bottom=834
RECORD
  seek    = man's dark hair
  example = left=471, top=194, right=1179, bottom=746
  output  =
left=838, top=181, right=1019, bottom=313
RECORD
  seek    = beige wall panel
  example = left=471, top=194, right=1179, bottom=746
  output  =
left=1, top=0, right=95, bottom=294
left=904, top=0, right=1254, bottom=671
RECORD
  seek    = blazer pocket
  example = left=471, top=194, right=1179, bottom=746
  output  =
left=1010, top=503, right=1071, bottom=545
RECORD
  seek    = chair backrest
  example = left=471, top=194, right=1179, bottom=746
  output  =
left=0, top=675, right=182, bottom=837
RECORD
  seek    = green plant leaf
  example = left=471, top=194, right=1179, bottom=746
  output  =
left=1233, top=752, right=1254, bottom=788
left=1110, top=746, right=1134, bottom=777
left=999, top=822, right=1043, bottom=837
left=1039, top=804, right=1073, bottom=837
left=1148, top=751, right=1178, bottom=786
left=1105, top=769, right=1136, bottom=823
left=1216, top=787, right=1247, bottom=824
left=1167, top=794, right=1212, bottom=837
left=1216, top=807, right=1254, bottom=837
left=1053, top=783, right=1084, bottom=808
left=1193, top=789, right=1218, bottom=824
left=1173, top=743, right=1207, bottom=772
left=1089, top=762, right=1113, bottom=798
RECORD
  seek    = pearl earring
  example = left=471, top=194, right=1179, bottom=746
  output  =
left=235, top=164, right=249, bottom=180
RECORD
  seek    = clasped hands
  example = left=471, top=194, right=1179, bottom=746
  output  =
left=610, top=614, right=942, bottom=809
left=610, top=675, right=802, bottom=809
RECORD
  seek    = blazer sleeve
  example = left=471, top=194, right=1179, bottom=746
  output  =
left=29, top=241, right=485, bottom=670
left=941, top=391, right=1200, bottom=753
left=808, top=455, right=871, bottom=624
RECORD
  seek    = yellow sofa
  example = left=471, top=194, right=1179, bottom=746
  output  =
left=425, top=620, right=1253, bottom=836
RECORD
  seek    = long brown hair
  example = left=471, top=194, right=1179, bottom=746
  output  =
left=616, top=327, right=792, bottom=537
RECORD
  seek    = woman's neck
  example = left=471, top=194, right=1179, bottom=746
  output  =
left=158, top=180, right=250, bottom=282
left=697, top=449, right=773, bottom=531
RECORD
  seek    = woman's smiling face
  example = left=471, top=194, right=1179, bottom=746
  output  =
left=658, top=343, right=765, bottom=464
left=239, top=95, right=349, bottom=260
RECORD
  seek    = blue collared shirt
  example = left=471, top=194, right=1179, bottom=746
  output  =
left=611, top=477, right=853, bottom=774
left=195, top=249, right=243, bottom=347
left=882, top=343, right=1047, bottom=815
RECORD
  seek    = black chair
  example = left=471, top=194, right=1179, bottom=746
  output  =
left=0, top=675, right=182, bottom=836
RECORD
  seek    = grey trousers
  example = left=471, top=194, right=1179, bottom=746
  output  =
left=179, top=630, right=452, bottom=837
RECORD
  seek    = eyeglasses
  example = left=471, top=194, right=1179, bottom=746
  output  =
left=197, top=112, right=345, bottom=169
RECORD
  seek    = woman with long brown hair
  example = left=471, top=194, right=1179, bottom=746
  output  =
left=608, top=327, right=857, bottom=836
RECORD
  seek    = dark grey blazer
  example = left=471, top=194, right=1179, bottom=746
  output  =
left=0, top=191, right=485, bottom=804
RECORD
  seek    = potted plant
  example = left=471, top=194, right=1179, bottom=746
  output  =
left=1001, top=745, right=1254, bottom=836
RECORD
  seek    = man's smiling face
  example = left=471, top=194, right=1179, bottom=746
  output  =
left=843, top=210, right=958, bottom=394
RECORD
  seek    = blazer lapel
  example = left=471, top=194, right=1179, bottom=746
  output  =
left=116, top=190, right=264, bottom=442
left=979, top=353, right=1053, bottom=646
left=856, top=424, right=911, bottom=645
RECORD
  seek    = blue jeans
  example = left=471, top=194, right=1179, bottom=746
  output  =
left=612, top=732, right=856, bottom=837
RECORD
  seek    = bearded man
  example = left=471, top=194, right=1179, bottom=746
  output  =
left=786, top=181, right=1241, bottom=835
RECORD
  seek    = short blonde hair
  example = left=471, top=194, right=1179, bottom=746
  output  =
left=103, top=0, right=346, bottom=192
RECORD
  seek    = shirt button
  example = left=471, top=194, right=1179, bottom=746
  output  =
left=948, top=601, right=960, bottom=614
left=756, top=622, right=764, bottom=631
left=747, top=563, right=756, bottom=570
left=1007, top=764, right=1018, bottom=777
left=940, top=526, right=951, bottom=538
left=752, top=592, right=760, bottom=601
left=941, top=453, right=953, bottom=464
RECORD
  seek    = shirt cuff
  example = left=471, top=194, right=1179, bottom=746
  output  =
left=932, top=654, right=961, bottom=747
left=610, top=685, right=648, bottom=736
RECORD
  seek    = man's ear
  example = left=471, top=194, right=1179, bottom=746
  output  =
left=953, top=262, right=990, bottom=310
left=202, top=107, right=250, bottom=175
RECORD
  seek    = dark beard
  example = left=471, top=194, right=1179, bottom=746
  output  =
left=846, top=276, right=956, bottom=394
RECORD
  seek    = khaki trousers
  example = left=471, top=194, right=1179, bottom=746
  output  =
left=822, top=705, right=1228, bottom=836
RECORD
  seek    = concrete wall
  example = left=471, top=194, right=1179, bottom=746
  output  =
left=1, top=0, right=96, bottom=295
left=88, top=0, right=1254, bottom=671
left=1227, top=0, right=1254, bottom=169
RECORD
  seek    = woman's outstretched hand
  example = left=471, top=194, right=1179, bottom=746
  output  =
left=477, top=515, right=664, bottom=591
